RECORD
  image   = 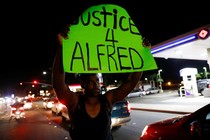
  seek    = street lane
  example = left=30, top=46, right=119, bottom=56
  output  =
left=1, top=90, right=208, bottom=140
left=0, top=105, right=70, bottom=140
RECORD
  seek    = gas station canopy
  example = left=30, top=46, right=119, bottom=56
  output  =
left=151, top=24, right=210, bottom=61
left=150, top=24, right=210, bottom=96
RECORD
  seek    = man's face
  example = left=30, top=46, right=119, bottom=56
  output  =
left=84, top=74, right=101, bottom=97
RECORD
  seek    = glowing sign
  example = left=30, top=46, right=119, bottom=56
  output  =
left=198, top=28, right=209, bottom=39
left=62, top=4, right=157, bottom=73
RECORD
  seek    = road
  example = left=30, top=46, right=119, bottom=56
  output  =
left=0, top=90, right=209, bottom=140
left=0, top=104, right=180, bottom=140
left=0, top=105, right=70, bottom=140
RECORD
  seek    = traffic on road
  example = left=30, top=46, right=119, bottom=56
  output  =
left=0, top=90, right=209, bottom=140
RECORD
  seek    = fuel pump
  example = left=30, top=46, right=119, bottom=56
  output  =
left=179, top=68, right=199, bottom=96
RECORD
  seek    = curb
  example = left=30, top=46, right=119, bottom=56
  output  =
left=131, top=107, right=191, bottom=115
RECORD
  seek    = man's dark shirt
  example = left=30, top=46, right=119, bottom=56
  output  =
left=69, top=94, right=113, bottom=140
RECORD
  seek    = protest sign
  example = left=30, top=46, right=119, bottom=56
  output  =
left=62, top=4, right=157, bottom=73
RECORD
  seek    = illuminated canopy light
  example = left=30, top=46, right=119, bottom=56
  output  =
left=151, top=35, right=197, bottom=54
left=175, top=50, right=183, bottom=55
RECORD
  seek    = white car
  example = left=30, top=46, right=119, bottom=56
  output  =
left=144, top=87, right=160, bottom=95
left=61, top=105, right=70, bottom=122
left=127, top=90, right=145, bottom=98
left=51, top=100, right=66, bottom=115
left=43, top=98, right=56, bottom=109
left=22, top=99, right=33, bottom=110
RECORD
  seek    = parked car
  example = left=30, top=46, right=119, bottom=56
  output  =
left=60, top=99, right=131, bottom=129
left=202, top=88, right=210, bottom=97
left=144, top=87, right=160, bottom=95
left=127, top=90, right=145, bottom=98
left=140, top=103, right=210, bottom=140
left=197, top=79, right=210, bottom=95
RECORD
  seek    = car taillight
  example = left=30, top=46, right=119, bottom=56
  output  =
left=127, top=101, right=131, bottom=112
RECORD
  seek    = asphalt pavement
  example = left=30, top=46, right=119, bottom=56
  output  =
left=127, top=90, right=210, bottom=114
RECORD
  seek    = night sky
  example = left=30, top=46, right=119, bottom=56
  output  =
left=0, top=0, right=209, bottom=89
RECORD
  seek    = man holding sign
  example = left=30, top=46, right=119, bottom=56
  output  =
left=52, top=4, right=156, bottom=140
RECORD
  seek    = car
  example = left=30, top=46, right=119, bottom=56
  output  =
left=144, top=87, right=160, bottom=95
left=197, top=79, right=210, bottom=95
left=22, top=98, right=33, bottom=110
left=140, top=103, right=210, bottom=140
left=43, top=98, right=57, bottom=110
left=127, top=90, right=145, bottom=98
left=60, top=99, right=131, bottom=129
left=51, top=98, right=65, bottom=115
left=111, top=99, right=131, bottom=129
left=60, top=104, right=70, bottom=122
left=60, top=92, right=84, bottom=122
left=202, top=88, right=210, bottom=97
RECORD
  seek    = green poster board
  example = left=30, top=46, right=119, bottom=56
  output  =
left=62, top=4, right=157, bottom=73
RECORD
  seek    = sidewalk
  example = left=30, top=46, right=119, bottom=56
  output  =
left=129, top=91, right=210, bottom=114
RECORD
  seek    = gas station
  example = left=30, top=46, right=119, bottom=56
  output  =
left=179, top=68, right=198, bottom=96
left=151, top=24, right=210, bottom=96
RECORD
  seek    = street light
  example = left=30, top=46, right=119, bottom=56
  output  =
left=158, top=69, right=163, bottom=92
left=42, top=71, right=49, bottom=83
left=203, top=67, right=207, bottom=79
left=145, top=78, right=148, bottom=84
left=43, top=71, right=47, bottom=75
left=158, top=69, right=162, bottom=76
